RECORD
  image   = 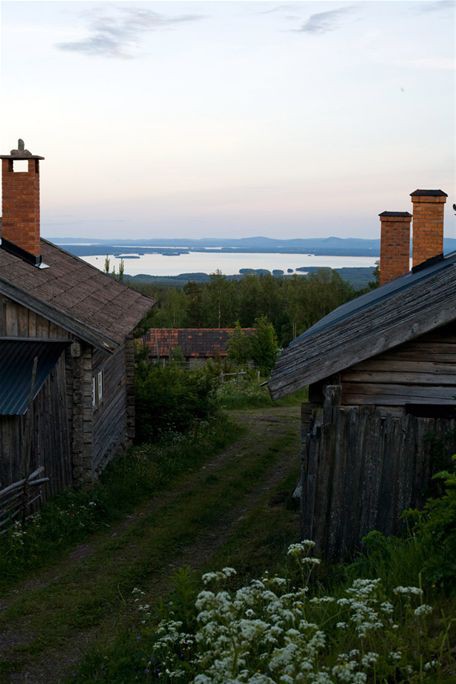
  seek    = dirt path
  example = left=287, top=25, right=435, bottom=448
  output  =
left=0, top=407, right=300, bottom=683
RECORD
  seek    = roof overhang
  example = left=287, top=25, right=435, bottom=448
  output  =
left=0, top=276, right=119, bottom=352
left=269, top=255, right=456, bottom=399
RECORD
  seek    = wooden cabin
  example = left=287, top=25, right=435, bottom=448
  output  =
left=0, top=141, right=153, bottom=503
left=269, top=189, right=454, bottom=559
left=143, top=328, right=255, bottom=368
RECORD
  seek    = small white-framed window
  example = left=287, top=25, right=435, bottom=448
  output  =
left=97, top=371, right=103, bottom=403
left=92, top=370, right=104, bottom=410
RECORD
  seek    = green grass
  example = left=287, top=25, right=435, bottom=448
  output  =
left=0, top=416, right=239, bottom=591
left=216, top=377, right=307, bottom=410
left=72, top=425, right=301, bottom=683
left=73, top=447, right=456, bottom=683
left=0, top=410, right=300, bottom=681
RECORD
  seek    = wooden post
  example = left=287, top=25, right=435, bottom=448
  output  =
left=20, top=356, right=38, bottom=523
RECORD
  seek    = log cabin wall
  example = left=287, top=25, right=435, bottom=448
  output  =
left=303, top=324, right=456, bottom=560
left=0, top=294, right=88, bottom=492
left=69, top=344, right=94, bottom=485
left=301, top=397, right=455, bottom=560
left=0, top=296, right=70, bottom=339
left=0, top=353, right=73, bottom=499
left=125, top=338, right=136, bottom=443
left=339, top=322, right=456, bottom=408
left=92, top=345, right=129, bottom=472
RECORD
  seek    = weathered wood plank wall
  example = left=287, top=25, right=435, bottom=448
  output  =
left=301, top=400, right=455, bottom=560
left=340, top=323, right=456, bottom=406
left=92, top=345, right=128, bottom=472
left=0, top=354, right=72, bottom=499
left=0, top=296, right=69, bottom=339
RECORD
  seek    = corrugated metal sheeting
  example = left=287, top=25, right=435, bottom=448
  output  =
left=0, top=339, right=69, bottom=415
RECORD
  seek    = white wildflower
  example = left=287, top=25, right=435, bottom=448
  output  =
left=393, top=585, right=423, bottom=597
left=424, top=659, right=438, bottom=671
left=414, top=604, right=432, bottom=617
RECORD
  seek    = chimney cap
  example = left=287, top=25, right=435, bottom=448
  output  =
left=379, top=211, right=412, bottom=217
left=410, top=189, right=447, bottom=197
left=0, top=139, right=44, bottom=160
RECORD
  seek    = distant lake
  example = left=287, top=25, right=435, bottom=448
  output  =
left=82, top=252, right=377, bottom=277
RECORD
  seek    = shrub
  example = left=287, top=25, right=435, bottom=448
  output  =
left=138, top=541, right=451, bottom=682
left=413, top=457, right=456, bottom=589
left=345, top=457, right=456, bottom=594
left=135, top=361, right=218, bottom=442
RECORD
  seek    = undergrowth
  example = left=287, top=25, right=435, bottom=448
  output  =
left=0, top=416, right=238, bottom=590
left=216, top=375, right=307, bottom=410
left=73, top=461, right=456, bottom=683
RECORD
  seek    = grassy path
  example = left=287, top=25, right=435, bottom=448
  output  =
left=0, top=407, right=301, bottom=684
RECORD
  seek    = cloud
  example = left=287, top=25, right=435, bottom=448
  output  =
left=415, top=0, right=454, bottom=12
left=56, top=7, right=205, bottom=58
left=294, top=6, right=355, bottom=34
left=259, top=4, right=299, bottom=14
left=407, top=56, right=455, bottom=71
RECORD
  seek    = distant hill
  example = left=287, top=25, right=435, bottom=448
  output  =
left=51, top=235, right=381, bottom=256
left=50, top=236, right=456, bottom=257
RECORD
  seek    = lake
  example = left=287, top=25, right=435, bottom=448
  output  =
left=82, top=252, right=377, bottom=277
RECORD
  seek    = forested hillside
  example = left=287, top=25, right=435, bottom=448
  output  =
left=132, top=269, right=370, bottom=345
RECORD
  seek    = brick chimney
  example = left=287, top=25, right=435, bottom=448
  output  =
left=411, top=189, right=447, bottom=268
left=0, top=139, right=45, bottom=266
left=378, top=211, right=412, bottom=285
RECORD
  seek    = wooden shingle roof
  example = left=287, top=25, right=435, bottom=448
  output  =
left=269, top=253, right=456, bottom=398
left=0, top=239, right=154, bottom=351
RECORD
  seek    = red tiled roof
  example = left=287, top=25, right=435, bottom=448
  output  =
left=144, top=328, right=255, bottom=358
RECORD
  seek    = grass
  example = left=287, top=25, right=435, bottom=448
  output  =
left=73, top=449, right=456, bottom=683
left=0, top=408, right=301, bottom=682
left=0, top=416, right=239, bottom=591
left=216, top=376, right=307, bottom=409
left=73, top=421, right=301, bottom=683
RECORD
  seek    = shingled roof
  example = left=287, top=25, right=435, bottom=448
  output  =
left=269, top=252, right=456, bottom=399
left=144, top=328, right=255, bottom=359
left=0, top=238, right=154, bottom=351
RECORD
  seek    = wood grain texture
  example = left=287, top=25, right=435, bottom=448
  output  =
left=301, top=402, right=455, bottom=560
left=270, top=258, right=456, bottom=397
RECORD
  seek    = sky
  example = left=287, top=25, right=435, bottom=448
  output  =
left=0, top=0, right=454, bottom=239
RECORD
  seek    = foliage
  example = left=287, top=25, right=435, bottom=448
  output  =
left=249, top=316, right=279, bottom=374
left=135, top=360, right=218, bottom=442
left=346, top=458, right=456, bottom=594
left=216, top=373, right=273, bottom=409
left=215, top=371, right=307, bottom=410
left=132, top=270, right=357, bottom=346
left=0, top=418, right=237, bottom=589
left=417, top=459, right=456, bottom=588
left=227, top=317, right=278, bottom=373
left=227, top=322, right=252, bottom=365
left=134, top=542, right=453, bottom=682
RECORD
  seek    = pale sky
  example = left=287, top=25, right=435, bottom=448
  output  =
left=0, top=0, right=454, bottom=239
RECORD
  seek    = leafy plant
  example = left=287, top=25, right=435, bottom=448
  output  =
left=136, top=542, right=452, bottom=682
left=135, top=360, right=218, bottom=442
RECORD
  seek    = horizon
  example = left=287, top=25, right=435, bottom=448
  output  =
left=1, top=0, right=455, bottom=239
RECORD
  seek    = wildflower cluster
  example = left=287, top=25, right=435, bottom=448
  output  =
left=141, top=542, right=441, bottom=682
